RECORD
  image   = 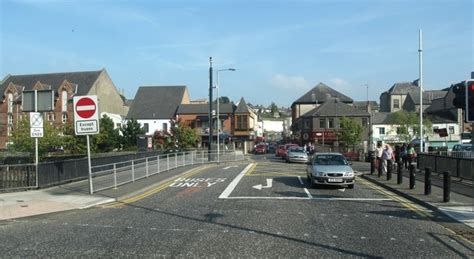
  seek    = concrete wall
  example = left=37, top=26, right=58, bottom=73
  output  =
left=88, top=71, right=128, bottom=117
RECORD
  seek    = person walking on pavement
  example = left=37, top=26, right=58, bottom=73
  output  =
left=407, top=143, right=416, bottom=167
left=376, top=142, right=384, bottom=175
left=401, top=143, right=408, bottom=169
left=381, top=144, right=393, bottom=175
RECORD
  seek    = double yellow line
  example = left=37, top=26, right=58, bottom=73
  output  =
left=359, top=177, right=432, bottom=217
left=102, top=165, right=213, bottom=208
left=244, top=163, right=258, bottom=176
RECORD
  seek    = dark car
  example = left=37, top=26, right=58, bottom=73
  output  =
left=267, top=143, right=276, bottom=154
left=254, top=144, right=267, bottom=154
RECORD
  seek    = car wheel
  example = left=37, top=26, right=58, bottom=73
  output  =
left=307, top=174, right=315, bottom=188
left=348, top=184, right=354, bottom=189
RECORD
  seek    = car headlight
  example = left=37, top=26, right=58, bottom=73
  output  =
left=344, top=172, right=354, bottom=177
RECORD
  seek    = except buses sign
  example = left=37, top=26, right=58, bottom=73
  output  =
left=73, top=95, right=99, bottom=135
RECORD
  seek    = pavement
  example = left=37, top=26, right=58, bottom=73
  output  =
left=1, top=159, right=473, bottom=233
left=352, top=161, right=474, bottom=230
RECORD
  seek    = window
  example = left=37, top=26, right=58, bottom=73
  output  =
left=7, top=114, right=13, bottom=136
left=319, top=118, right=325, bottom=128
left=236, top=115, right=248, bottom=130
left=48, top=113, right=55, bottom=121
left=433, top=126, right=438, bottom=133
left=62, top=113, right=67, bottom=123
left=396, top=127, right=402, bottom=134
left=304, top=119, right=310, bottom=129
left=328, top=118, right=334, bottom=128
left=361, top=118, right=368, bottom=128
left=8, top=93, right=13, bottom=113
left=449, top=126, right=454, bottom=134
left=61, top=91, right=68, bottom=112
left=378, top=127, right=385, bottom=135
left=143, top=123, right=149, bottom=133
left=393, top=99, right=400, bottom=109
left=162, top=123, right=168, bottom=132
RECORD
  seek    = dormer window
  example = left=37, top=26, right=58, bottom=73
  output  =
left=61, top=90, right=68, bottom=112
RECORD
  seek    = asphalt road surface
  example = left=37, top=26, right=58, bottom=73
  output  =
left=1, top=154, right=473, bottom=257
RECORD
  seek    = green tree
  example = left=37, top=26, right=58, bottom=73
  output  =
left=339, top=117, right=363, bottom=150
left=60, top=122, right=87, bottom=154
left=120, top=118, right=144, bottom=150
left=169, top=120, right=197, bottom=149
left=93, top=115, right=120, bottom=152
left=270, top=102, right=279, bottom=113
left=388, top=111, right=432, bottom=143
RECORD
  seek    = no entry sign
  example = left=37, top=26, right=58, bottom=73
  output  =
left=73, top=95, right=99, bottom=135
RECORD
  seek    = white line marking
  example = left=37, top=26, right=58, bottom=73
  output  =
left=298, top=176, right=313, bottom=199
left=76, top=105, right=95, bottom=111
left=219, top=163, right=253, bottom=199
left=222, top=197, right=391, bottom=201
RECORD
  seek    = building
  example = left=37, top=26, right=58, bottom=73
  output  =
left=176, top=102, right=234, bottom=148
left=0, top=69, right=129, bottom=149
left=233, top=98, right=258, bottom=150
left=126, top=86, right=190, bottom=136
left=403, top=90, right=447, bottom=112
left=379, top=82, right=418, bottom=112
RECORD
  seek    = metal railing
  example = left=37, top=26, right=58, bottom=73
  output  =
left=90, top=150, right=245, bottom=193
left=0, top=163, right=36, bottom=191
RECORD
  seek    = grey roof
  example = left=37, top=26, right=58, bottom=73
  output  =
left=235, top=97, right=252, bottom=114
left=353, top=101, right=379, bottom=110
left=293, top=82, right=353, bottom=104
left=385, top=82, right=418, bottom=95
left=426, top=111, right=457, bottom=123
left=126, top=86, right=187, bottom=119
left=407, top=90, right=447, bottom=105
left=1, top=70, right=103, bottom=96
left=302, top=98, right=369, bottom=117
left=177, top=103, right=234, bottom=114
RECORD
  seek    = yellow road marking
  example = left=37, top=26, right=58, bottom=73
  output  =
left=102, top=165, right=213, bottom=208
left=358, top=178, right=431, bottom=217
left=249, top=172, right=303, bottom=177
left=244, top=163, right=258, bottom=176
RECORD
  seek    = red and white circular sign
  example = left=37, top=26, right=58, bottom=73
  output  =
left=75, top=97, right=96, bottom=119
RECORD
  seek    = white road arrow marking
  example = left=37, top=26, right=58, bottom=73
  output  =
left=338, top=188, right=346, bottom=192
left=223, top=165, right=238, bottom=170
left=252, top=178, right=273, bottom=190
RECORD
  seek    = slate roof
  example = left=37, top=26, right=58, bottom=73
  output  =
left=301, top=98, right=369, bottom=117
left=177, top=103, right=234, bottom=114
left=234, top=97, right=252, bottom=114
left=126, top=86, right=187, bottom=119
left=293, top=82, right=353, bottom=104
left=370, top=112, right=402, bottom=124
left=1, top=70, right=103, bottom=96
left=353, top=101, right=379, bottom=111
left=407, top=90, right=447, bottom=105
left=385, top=82, right=418, bottom=95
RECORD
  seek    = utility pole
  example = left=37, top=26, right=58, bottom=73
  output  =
left=208, top=57, right=213, bottom=161
left=419, top=29, right=424, bottom=152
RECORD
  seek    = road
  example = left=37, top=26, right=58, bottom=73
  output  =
left=1, top=154, right=472, bottom=257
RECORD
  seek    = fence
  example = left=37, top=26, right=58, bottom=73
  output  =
left=0, top=163, right=36, bottom=191
left=0, top=150, right=245, bottom=192
left=90, top=150, right=245, bottom=193
left=418, top=153, right=473, bottom=181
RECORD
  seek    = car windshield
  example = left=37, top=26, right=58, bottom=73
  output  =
left=289, top=147, right=305, bottom=153
left=314, top=155, right=348, bottom=165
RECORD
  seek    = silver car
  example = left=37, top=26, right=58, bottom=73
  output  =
left=306, top=152, right=355, bottom=188
left=286, top=147, right=308, bottom=163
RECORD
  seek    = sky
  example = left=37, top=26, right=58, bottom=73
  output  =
left=1, top=0, right=472, bottom=108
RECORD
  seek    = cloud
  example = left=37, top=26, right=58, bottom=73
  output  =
left=270, top=74, right=311, bottom=90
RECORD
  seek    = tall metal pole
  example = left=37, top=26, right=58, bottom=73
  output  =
left=34, top=90, right=39, bottom=188
left=216, top=70, right=220, bottom=163
left=87, top=135, right=93, bottom=194
left=419, top=29, right=424, bottom=152
left=208, top=57, right=213, bottom=161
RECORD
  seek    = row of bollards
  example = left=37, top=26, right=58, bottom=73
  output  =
left=377, top=161, right=451, bottom=203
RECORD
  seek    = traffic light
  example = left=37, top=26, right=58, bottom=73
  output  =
left=452, top=82, right=466, bottom=109
left=467, top=80, right=474, bottom=122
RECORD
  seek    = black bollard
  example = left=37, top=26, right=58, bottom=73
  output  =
left=397, top=161, right=403, bottom=184
left=387, top=160, right=393, bottom=181
left=443, top=171, right=451, bottom=202
left=424, top=168, right=431, bottom=195
left=409, top=165, right=415, bottom=189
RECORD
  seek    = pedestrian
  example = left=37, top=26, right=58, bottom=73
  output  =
left=381, top=144, right=393, bottom=174
left=407, top=143, right=416, bottom=167
left=401, top=143, right=408, bottom=169
left=376, top=142, right=383, bottom=175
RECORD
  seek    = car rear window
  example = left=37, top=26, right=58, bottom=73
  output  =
left=314, top=155, right=347, bottom=165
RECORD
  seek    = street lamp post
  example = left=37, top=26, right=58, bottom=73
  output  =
left=215, top=68, right=236, bottom=163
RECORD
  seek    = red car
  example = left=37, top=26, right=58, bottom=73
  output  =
left=276, top=145, right=285, bottom=157
left=254, top=144, right=267, bottom=154
left=281, top=144, right=299, bottom=160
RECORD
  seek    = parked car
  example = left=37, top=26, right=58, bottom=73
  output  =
left=286, top=146, right=309, bottom=163
left=452, top=143, right=472, bottom=151
left=254, top=144, right=267, bottom=154
left=267, top=143, right=277, bottom=154
left=306, top=152, right=355, bottom=189
left=276, top=145, right=286, bottom=157
left=281, top=144, right=299, bottom=160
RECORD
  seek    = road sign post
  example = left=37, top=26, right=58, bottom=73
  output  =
left=73, top=96, right=100, bottom=194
